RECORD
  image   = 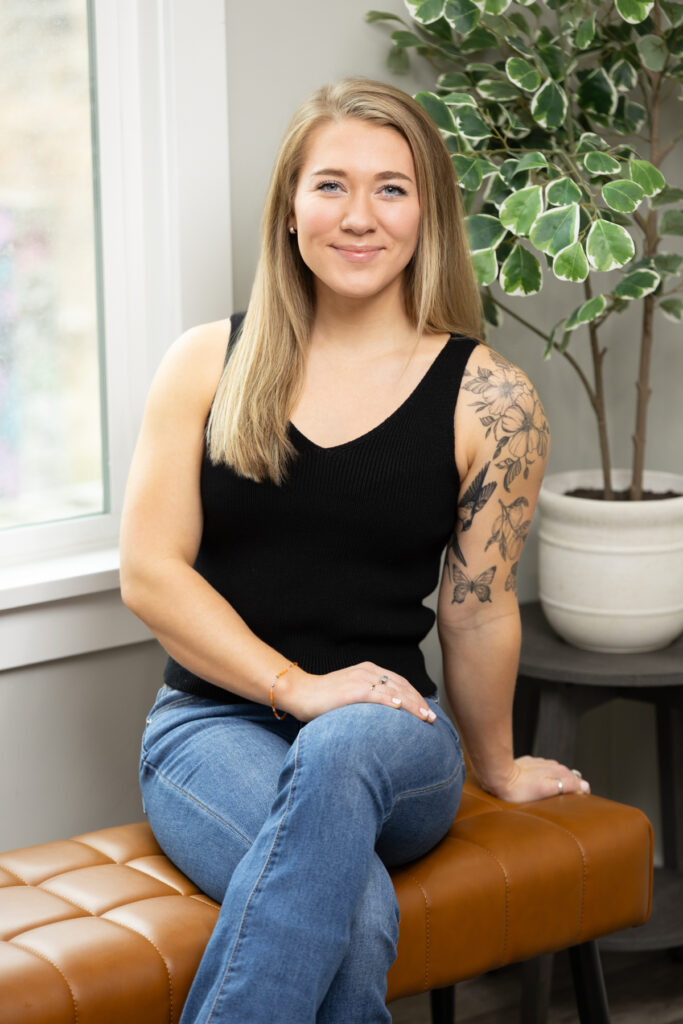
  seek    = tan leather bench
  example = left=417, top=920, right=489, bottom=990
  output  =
left=0, top=778, right=652, bottom=1024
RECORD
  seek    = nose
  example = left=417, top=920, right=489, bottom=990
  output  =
left=340, top=190, right=377, bottom=234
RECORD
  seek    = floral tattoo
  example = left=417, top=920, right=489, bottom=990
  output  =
left=449, top=461, right=497, bottom=566
left=485, top=496, right=531, bottom=562
left=462, top=352, right=549, bottom=492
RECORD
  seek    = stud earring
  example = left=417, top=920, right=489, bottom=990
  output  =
left=289, top=226, right=297, bottom=235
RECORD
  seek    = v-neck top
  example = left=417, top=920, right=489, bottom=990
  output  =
left=164, top=314, right=479, bottom=703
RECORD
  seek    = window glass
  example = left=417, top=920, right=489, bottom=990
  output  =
left=0, top=0, right=106, bottom=530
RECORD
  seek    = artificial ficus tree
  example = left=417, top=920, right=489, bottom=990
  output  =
left=368, top=0, right=683, bottom=499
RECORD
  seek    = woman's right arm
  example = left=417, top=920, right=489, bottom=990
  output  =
left=120, top=321, right=434, bottom=724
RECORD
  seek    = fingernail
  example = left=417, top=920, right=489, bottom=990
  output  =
left=392, top=697, right=402, bottom=706
left=428, top=711, right=436, bottom=721
left=420, top=707, right=429, bottom=717
left=581, top=780, right=590, bottom=793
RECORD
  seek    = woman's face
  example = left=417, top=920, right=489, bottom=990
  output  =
left=290, top=118, right=421, bottom=306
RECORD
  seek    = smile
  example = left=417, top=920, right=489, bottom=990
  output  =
left=331, top=246, right=383, bottom=263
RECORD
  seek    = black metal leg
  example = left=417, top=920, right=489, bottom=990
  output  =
left=568, top=941, right=610, bottom=1024
left=430, top=984, right=456, bottom=1024
left=520, top=953, right=554, bottom=1024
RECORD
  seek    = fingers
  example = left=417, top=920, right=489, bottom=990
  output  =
left=362, top=663, right=436, bottom=723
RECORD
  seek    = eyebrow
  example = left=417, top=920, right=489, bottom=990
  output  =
left=310, top=168, right=414, bottom=183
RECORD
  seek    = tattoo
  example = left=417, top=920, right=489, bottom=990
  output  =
left=462, top=352, right=549, bottom=492
left=505, top=561, right=519, bottom=594
left=449, top=462, right=497, bottom=566
left=450, top=563, right=497, bottom=604
left=485, top=497, right=531, bottom=562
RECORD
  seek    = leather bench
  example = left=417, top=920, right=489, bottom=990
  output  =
left=0, top=778, right=652, bottom=1024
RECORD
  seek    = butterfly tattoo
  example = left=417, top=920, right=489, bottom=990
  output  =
left=450, top=564, right=497, bottom=604
left=449, top=462, right=497, bottom=566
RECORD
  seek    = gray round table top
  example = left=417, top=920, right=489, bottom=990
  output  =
left=519, top=603, right=683, bottom=687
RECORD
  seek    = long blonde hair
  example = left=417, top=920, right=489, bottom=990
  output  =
left=207, top=78, right=483, bottom=484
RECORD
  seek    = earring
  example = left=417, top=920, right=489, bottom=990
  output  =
left=289, top=226, right=296, bottom=235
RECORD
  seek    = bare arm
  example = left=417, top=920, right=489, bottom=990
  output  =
left=437, top=347, right=589, bottom=801
left=120, top=321, right=434, bottom=723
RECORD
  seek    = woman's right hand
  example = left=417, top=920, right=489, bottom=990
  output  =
left=276, top=662, right=437, bottom=724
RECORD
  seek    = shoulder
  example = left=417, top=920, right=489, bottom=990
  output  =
left=455, top=344, right=549, bottom=483
left=148, top=317, right=232, bottom=418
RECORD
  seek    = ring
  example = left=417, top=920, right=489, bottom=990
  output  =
left=571, top=769, right=583, bottom=779
left=379, top=675, right=388, bottom=685
left=556, top=778, right=564, bottom=794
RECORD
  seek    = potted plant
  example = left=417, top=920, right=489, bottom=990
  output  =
left=368, top=0, right=683, bottom=652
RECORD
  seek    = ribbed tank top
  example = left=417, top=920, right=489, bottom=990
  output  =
left=164, top=315, right=479, bottom=703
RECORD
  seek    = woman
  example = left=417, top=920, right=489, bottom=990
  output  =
left=121, top=79, right=589, bottom=1024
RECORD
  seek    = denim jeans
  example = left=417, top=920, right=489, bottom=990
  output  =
left=139, top=685, right=465, bottom=1024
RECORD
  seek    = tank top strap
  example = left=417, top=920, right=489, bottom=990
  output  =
left=223, top=311, right=246, bottom=366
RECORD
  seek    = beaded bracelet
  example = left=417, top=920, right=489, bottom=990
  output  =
left=269, top=661, right=298, bottom=720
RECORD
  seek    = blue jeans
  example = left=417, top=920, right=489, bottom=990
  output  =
left=139, top=686, right=465, bottom=1024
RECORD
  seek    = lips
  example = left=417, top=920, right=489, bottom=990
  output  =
left=331, top=245, right=384, bottom=262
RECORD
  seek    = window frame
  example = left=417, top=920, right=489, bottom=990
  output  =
left=0, top=0, right=232, bottom=667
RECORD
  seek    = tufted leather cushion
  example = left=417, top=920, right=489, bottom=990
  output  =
left=0, top=781, right=652, bottom=1023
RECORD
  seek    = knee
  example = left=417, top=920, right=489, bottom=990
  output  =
left=298, top=704, right=391, bottom=776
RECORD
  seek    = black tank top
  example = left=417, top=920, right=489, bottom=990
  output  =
left=164, top=315, right=478, bottom=702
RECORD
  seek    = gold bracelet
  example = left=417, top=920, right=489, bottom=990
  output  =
left=270, top=662, right=298, bottom=720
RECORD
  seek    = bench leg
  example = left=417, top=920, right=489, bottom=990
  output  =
left=430, top=984, right=455, bottom=1023
left=520, top=953, right=554, bottom=1024
left=569, top=941, right=610, bottom=1024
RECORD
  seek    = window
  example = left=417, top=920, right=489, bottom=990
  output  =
left=0, top=0, right=232, bottom=668
left=0, top=0, right=106, bottom=530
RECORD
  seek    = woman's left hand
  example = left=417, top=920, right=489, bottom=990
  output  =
left=484, top=755, right=590, bottom=803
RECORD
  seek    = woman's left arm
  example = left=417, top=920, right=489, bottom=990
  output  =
left=437, top=346, right=589, bottom=803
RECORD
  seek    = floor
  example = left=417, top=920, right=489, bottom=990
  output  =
left=389, top=948, right=683, bottom=1023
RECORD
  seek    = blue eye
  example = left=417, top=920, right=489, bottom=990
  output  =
left=317, top=181, right=343, bottom=192
left=382, top=184, right=407, bottom=197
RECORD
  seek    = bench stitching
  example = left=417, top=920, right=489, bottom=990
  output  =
left=10, top=939, right=79, bottom=1023
left=406, top=871, right=431, bottom=991
left=101, top=916, right=175, bottom=1024
left=453, top=837, right=510, bottom=964
left=517, top=814, right=587, bottom=944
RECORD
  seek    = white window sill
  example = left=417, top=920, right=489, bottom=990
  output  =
left=0, top=548, right=153, bottom=672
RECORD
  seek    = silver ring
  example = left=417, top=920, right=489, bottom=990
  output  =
left=557, top=777, right=564, bottom=794
left=571, top=769, right=583, bottom=779
left=379, top=675, right=388, bottom=685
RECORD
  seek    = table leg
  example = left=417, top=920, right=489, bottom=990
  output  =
left=656, top=702, right=683, bottom=872
left=531, top=682, right=586, bottom=765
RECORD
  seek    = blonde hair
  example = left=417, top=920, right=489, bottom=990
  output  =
left=207, top=78, right=483, bottom=484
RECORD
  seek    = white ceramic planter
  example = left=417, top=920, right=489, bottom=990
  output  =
left=538, top=469, right=683, bottom=653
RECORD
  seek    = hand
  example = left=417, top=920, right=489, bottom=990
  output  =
left=482, top=755, right=591, bottom=803
left=276, top=662, right=437, bottom=725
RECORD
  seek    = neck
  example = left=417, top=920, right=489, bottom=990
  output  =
left=309, top=280, right=418, bottom=358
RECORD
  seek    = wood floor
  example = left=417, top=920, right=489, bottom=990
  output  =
left=389, top=948, right=683, bottom=1023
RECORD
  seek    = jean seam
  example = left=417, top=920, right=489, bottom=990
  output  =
left=387, top=755, right=463, bottom=809
left=140, top=758, right=252, bottom=848
left=205, top=730, right=303, bottom=1023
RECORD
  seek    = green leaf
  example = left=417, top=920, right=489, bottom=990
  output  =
left=659, top=298, right=683, bottom=322
left=636, top=34, right=668, bottom=71
left=459, top=25, right=498, bottom=49
left=565, top=294, right=607, bottom=331
left=576, top=132, right=610, bottom=154
left=472, top=248, right=499, bottom=285
left=466, top=213, right=507, bottom=252
left=506, top=34, right=535, bottom=59
left=443, top=0, right=481, bottom=33
left=545, top=177, right=582, bottom=206
left=486, top=174, right=513, bottom=208
left=482, top=0, right=511, bottom=12
left=454, top=108, right=491, bottom=140
left=602, top=179, right=645, bottom=212
left=499, top=185, right=543, bottom=236
left=653, top=253, right=683, bottom=276
left=586, top=220, right=635, bottom=271
left=514, top=152, right=549, bottom=175
left=500, top=244, right=542, bottom=295
left=387, top=44, right=411, bottom=72
left=627, top=160, right=666, bottom=197
left=651, top=186, right=683, bottom=208
left=610, top=58, right=638, bottom=92
left=391, top=30, right=424, bottom=46
left=530, top=79, right=567, bottom=129
left=576, top=13, right=596, bottom=49
left=437, top=71, right=471, bottom=90
left=405, top=0, right=447, bottom=23
left=441, top=91, right=477, bottom=106
left=366, top=10, right=406, bottom=23
left=452, top=154, right=483, bottom=190
left=415, top=91, right=456, bottom=132
left=577, top=68, right=618, bottom=116
left=583, top=152, right=622, bottom=176
left=615, top=0, right=654, bottom=23
left=477, top=78, right=519, bottom=101
left=552, top=240, right=590, bottom=282
left=660, top=209, right=683, bottom=236
left=505, top=56, right=541, bottom=92
left=529, top=204, right=580, bottom=256
left=482, top=293, right=502, bottom=327
left=614, top=268, right=661, bottom=299
left=613, top=97, right=646, bottom=134
left=660, top=1, right=683, bottom=27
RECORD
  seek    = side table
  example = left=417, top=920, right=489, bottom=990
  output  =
left=513, top=602, right=682, bottom=1023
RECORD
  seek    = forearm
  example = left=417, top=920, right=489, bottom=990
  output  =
left=122, top=560, right=304, bottom=704
left=439, top=607, right=521, bottom=794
